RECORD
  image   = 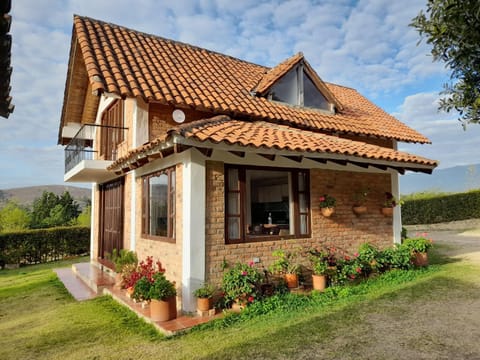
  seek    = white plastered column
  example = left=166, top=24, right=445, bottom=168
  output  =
left=182, top=149, right=206, bottom=312
left=90, top=183, right=96, bottom=260
left=392, top=171, right=402, bottom=244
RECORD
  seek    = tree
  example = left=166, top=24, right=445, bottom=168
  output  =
left=411, top=0, right=480, bottom=127
left=0, top=200, right=30, bottom=232
left=76, top=205, right=91, bottom=227
left=30, top=191, right=80, bottom=228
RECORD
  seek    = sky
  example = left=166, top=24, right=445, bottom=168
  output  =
left=1, top=0, right=480, bottom=189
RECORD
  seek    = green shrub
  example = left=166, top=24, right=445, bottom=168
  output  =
left=0, top=226, right=89, bottom=265
left=402, top=190, right=480, bottom=224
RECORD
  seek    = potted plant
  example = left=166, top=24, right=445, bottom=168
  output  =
left=111, top=249, right=138, bottom=288
left=381, top=192, right=397, bottom=216
left=403, top=235, right=433, bottom=267
left=132, top=275, right=152, bottom=303
left=222, top=262, right=263, bottom=311
left=193, top=283, right=216, bottom=311
left=309, top=249, right=331, bottom=291
left=352, top=188, right=369, bottom=215
left=149, top=272, right=177, bottom=321
left=270, top=249, right=301, bottom=288
left=319, top=194, right=336, bottom=217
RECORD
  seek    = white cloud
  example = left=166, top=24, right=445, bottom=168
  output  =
left=394, top=92, right=480, bottom=168
left=1, top=0, right=472, bottom=188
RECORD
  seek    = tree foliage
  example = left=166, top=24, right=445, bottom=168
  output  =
left=30, top=191, right=80, bottom=229
left=0, top=201, right=30, bottom=232
left=411, top=0, right=480, bottom=126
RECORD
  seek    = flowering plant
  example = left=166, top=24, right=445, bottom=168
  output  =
left=403, top=234, right=433, bottom=253
left=319, top=194, right=336, bottom=208
left=308, top=248, right=335, bottom=276
left=353, top=188, right=369, bottom=206
left=222, top=262, right=263, bottom=305
left=383, top=192, right=397, bottom=208
left=125, top=256, right=165, bottom=289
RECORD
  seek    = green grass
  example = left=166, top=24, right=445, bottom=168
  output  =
left=1, top=252, right=479, bottom=359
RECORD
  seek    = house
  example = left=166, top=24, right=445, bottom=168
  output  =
left=58, top=15, right=437, bottom=312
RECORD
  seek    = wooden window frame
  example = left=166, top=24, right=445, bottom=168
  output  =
left=100, top=99, right=125, bottom=160
left=225, top=165, right=310, bottom=244
left=142, top=167, right=176, bottom=243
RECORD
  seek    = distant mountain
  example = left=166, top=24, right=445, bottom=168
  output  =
left=401, top=164, right=480, bottom=195
left=0, top=185, right=91, bottom=209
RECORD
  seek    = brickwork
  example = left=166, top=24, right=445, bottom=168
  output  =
left=204, top=161, right=394, bottom=286
left=134, top=163, right=184, bottom=306
left=149, top=103, right=213, bottom=141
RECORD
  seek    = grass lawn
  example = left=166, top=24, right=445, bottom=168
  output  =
left=1, top=247, right=480, bottom=360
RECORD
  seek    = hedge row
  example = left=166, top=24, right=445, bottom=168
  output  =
left=0, top=226, right=90, bottom=266
left=402, top=190, right=480, bottom=225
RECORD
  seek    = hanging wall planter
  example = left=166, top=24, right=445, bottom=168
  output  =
left=381, top=207, right=394, bottom=217
left=321, top=207, right=335, bottom=217
left=352, top=205, right=367, bottom=215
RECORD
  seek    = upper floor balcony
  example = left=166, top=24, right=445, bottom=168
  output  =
left=64, top=124, right=128, bottom=183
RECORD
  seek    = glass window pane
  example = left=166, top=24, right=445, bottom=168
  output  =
left=150, top=174, right=168, bottom=236
left=228, top=193, right=240, bottom=215
left=228, top=218, right=240, bottom=239
left=228, top=168, right=239, bottom=191
left=299, top=193, right=307, bottom=213
left=303, top=73, right=329, bottom=110
left=300, top=215, right=308, bottom=235
left=298, top=172, right=306, bottom=191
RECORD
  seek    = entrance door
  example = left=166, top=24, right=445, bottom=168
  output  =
left=99, top=178, right=124, bottom=261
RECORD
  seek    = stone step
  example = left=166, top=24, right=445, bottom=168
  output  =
left=72, top=262, right=116, bottom=294
left=54, top=267, right=97, bottom=301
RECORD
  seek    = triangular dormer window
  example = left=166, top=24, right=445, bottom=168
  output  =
left=255, top=53, right=342, bottom=113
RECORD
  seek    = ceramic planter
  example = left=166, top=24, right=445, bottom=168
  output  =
left=285, top=273, right=299, bottom=288
left=352, top=205, right=367, bottom=215
left=381, top=207, right=393, bottom=216
left=312, top=274, right=327, bottom=291
left=321, top=207, right=335, bottom=217
left=412, top=252, right=428, bottom=267
left=150, top=297, right=176, bottom=322
left=197, top=297, right=212, bottom=312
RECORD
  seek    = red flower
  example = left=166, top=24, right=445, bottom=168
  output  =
left=356, top=267, right=362, bottom=273
left=349, top=274, right=356, bottom=279
left=344, top=256, right=350, bottom=261
left=241, top=271, right=247, bottom=276
left=248, top=296, right=254, bottom=303
left=319, top=196, right=325, bottom=202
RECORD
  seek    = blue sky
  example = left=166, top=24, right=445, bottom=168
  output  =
left=1, top=0, right=480, bottom=189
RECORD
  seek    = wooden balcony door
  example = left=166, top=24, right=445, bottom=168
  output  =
left=99, top=178, right=124, bottom=262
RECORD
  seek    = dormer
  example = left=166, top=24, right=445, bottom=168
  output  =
left=254, top=53, right=343, bottom=113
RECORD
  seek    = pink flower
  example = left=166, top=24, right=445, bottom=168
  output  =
left=354, top=252, right=359, bottom=257
left=319, top=196, right=325, bottom=202
left=356, top=267, right=362, bottom=273
left=248, top=261, right=254, bottom=267
left=349, top=274, right=356, bottom=279
left=241, top=271, right=247, bottom=276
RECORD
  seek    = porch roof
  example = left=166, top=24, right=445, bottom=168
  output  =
left=108, top=115, right=437, bottom=175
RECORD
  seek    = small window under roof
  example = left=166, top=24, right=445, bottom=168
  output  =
left=269, top=64, right=331, bottom=111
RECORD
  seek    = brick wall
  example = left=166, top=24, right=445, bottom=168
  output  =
left=149, top=103, right=213, bottom=141
left=204, top=161, right=393, bottom=286
left=134, top=163, right=184, bottom=305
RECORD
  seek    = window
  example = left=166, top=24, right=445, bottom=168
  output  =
left=142, top=167, right=175, bottom=241
left=269, top=65, right=330, bottom=111
left=225, top=165, right=310, bottom=243
left=100, top=100, right=125, bottom=160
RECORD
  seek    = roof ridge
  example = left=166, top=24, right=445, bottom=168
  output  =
left=73, top=14, right=267, bottom=71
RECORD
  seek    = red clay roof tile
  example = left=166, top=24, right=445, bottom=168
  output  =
left=71, top=15, right=431, bottom=144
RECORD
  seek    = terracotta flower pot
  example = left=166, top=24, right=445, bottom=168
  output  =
left=231, top=301, right=244, bottom=313
left=150, top=297, right=176, bottom=322
left=197, top=297, right=212, bottom=312
left=285, top=273, right=299, bottom=288
left=412, top=252, right=428, bottom=267
left=381, top=207, right=393, bottom=216
left=353, top=206, right=367, bottom=215
left=321, top=207, right=335, bottom=217
left=312, top=274, right=327, bottom=291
